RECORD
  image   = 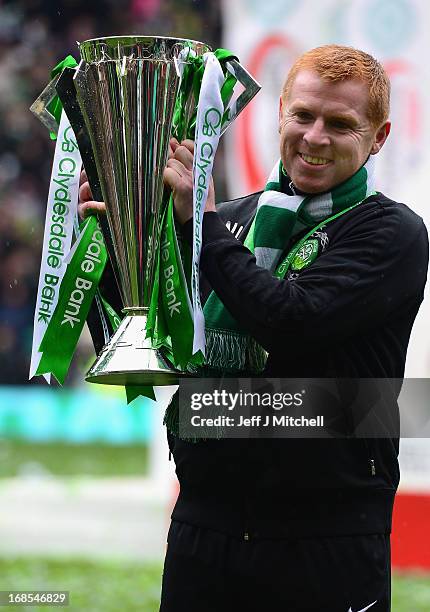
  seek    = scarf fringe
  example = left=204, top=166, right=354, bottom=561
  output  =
left=163, top=383, right=224, bottom=443
left=189, top=328, right=267, bottom=374
left=166, top=330, right=266, bottom=441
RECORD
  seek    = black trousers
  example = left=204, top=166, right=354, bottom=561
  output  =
left=160, top=521, right=391, bottom=612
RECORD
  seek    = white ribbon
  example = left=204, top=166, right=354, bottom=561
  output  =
left=29, top=111, right=82, bottom=380
left=191, top=52, right=225, bottom=356
left=175, top=47, right=196, bottom=82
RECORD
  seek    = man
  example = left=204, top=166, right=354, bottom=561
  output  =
left=80, top=45, right=428, bottom=611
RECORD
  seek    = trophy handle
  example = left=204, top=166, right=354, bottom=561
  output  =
left=220, top=59, right=261, bottom=136
left=55, top=66, right=103, bottom=201
left=29, top=74, right=62, bottom=136
left=29, top=65, right=105, bottom=206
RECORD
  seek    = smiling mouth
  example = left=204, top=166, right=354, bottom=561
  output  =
left=299, top=153, right=332, bottom=166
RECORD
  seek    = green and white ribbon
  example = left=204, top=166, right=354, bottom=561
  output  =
left=47, top=55, right=79, bottom=140
left=146, top=50, right=237, bottom=372
left=98, top=291, right=122, bottom=332
left=29, top=110, right=82, bottom=381
left=191, top=52, right=225, bottom=356
left=35, top=216, right=107, bottom=384
left=159, top=198, right=195, bottom=366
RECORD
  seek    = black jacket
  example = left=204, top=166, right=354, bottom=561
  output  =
left=167, top=191, right=428, bottom=539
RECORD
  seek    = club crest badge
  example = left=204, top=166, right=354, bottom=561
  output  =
left=291, top=238, right=319, bottom=271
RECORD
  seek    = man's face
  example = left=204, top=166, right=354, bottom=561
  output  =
left=279, top=70, right=390, bottom=193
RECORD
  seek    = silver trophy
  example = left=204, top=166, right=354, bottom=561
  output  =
left=31, top=36, right=260, bottom=386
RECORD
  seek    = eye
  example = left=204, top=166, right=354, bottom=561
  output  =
left=295, top=111, right=313, bottom=122
left=331, top=120, right=350, bottom=130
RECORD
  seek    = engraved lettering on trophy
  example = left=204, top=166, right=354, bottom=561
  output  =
left=135, top=325, right=149, bottom=349
left=116, top=341, right=133, bottom=348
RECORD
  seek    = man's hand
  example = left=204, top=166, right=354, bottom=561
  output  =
left=78, top=169, right=106, bottom=219
left=164, top=138, right=216, bottom=225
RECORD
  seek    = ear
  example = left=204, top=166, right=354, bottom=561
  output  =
left=278, top=96, right=284, bottom=133
left=370, top=121, right=391, bottom=154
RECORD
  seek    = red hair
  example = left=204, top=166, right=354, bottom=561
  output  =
left=282, top=44, right=390, bottom=128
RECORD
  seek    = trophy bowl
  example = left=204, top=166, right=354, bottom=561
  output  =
left=66, top=36, right=209, bottom=386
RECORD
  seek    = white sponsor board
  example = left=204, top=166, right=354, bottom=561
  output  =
left=399, top=438, right=430, bottom=492
left=222, top=0, right=430, bottom=209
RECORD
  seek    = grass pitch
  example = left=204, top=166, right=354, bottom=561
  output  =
left=0, top=557, right=429, bottom=611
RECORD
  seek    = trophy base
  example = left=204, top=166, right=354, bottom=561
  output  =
left=85, top=314, right=186, bottom=386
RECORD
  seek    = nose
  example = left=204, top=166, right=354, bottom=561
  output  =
left=303, top=118, right=330, bottom=148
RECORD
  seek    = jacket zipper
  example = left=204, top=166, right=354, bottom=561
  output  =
left=363, top=438, right=376, bottom=476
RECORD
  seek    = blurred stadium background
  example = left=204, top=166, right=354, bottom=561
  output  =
left=0, top=0, right=429, bottom=610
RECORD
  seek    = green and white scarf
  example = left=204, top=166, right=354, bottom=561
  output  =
left=201, top=155, right=376, bottom=374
